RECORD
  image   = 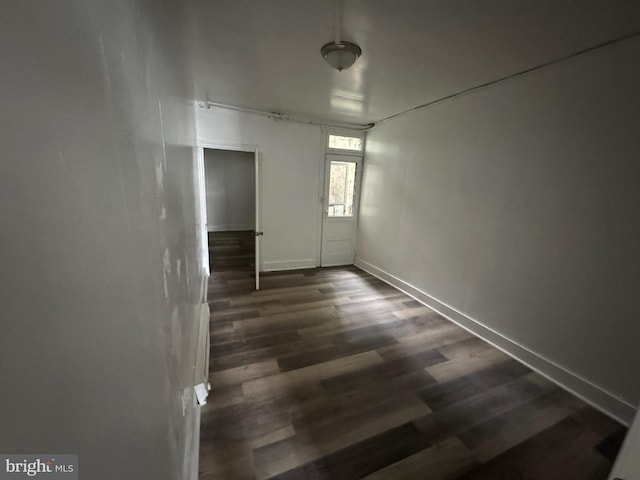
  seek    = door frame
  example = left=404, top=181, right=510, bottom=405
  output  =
left=317, top=129, right=365, bottom=267
left=195, top=142, right=262, bottom=290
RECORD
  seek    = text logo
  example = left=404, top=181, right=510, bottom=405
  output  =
left=0, top=455, right=77, bottom=479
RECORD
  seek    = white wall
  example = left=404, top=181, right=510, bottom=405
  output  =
left=204, top=149, right=255, bottom=231
left=197, top=107, right=325, bottom=271
left=610, top=409, right=640, bottom=479
left=357, top=37, right=640, bottom=423
left=0, top=1, right=203, bottom=479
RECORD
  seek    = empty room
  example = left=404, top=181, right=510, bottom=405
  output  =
left=1, top=1, right=639, bottom=480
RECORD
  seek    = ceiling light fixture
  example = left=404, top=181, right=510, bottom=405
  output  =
left=321, top=41, right=362, bottom=72
left=321, top=0, right=362, bottom=71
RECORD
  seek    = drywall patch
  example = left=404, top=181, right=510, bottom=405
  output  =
left=158, top=100, right=168, bottom=172
left=156, top=161, right=164, bottom=193
left=185, top=258, right=191, bottom=292
left=97, top=34, right=112, bottom=94
left=170, top=305, right=182, bottom=360
left=162, top=247, right=171, bottom=300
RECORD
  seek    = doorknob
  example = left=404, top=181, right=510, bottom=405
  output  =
left=255, top=231, right=264, bottom=237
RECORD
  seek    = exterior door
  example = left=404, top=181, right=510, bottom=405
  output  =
left=320, top=154, right=363, bottom=266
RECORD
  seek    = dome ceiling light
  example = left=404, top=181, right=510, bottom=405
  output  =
left=321, top=0, right=362, bottom=71
left=321, top=42, right=362, bottom=72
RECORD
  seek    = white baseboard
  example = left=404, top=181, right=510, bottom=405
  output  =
left=263, top=259, right=316, bottom=272
left=355, top=257, right=636, bottom=425
left=208, top=224, right=253, bottom=232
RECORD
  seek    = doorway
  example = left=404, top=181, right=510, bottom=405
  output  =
left=202, top=147, right=261, bottom=288
left=320, top=154, right=363, bottom=266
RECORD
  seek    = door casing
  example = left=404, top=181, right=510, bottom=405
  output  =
left=196, top=142, right=262, bottom=290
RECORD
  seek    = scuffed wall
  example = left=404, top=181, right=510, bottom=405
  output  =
left=0, top=1, right=203, bottom=479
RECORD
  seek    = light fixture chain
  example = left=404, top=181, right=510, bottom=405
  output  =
left=334, top=0, right=342, bottom=44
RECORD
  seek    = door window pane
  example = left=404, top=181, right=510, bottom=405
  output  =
left=328, top=161, right=356, bottom=217
left=328, top=134, right=363, bottom=151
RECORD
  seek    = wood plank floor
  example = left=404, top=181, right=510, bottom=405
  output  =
left=199, top=265, right=626, bottom=480
left=209, top=231, right=255, bottom=272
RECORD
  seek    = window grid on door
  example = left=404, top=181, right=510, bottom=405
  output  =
left=328, top=161, right=357, bottom=217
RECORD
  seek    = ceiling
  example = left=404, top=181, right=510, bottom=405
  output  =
left=189, top=0, right=640, bottom=125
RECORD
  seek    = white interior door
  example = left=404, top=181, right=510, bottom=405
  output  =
left=195, top=147, right=210, bottom=303
left=195, top=148, right=209, bottom=272
left=254, top=150, right=262, bottom=290
left=320, top=154, right=363, bottom=266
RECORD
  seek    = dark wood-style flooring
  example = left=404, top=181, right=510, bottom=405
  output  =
left=199, top=243, right=626, bottom=479
left=209, top=230, right=255, bottom=272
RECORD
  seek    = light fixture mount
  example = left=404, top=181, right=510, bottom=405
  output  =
left=321, top=41, right=362, bottom=72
